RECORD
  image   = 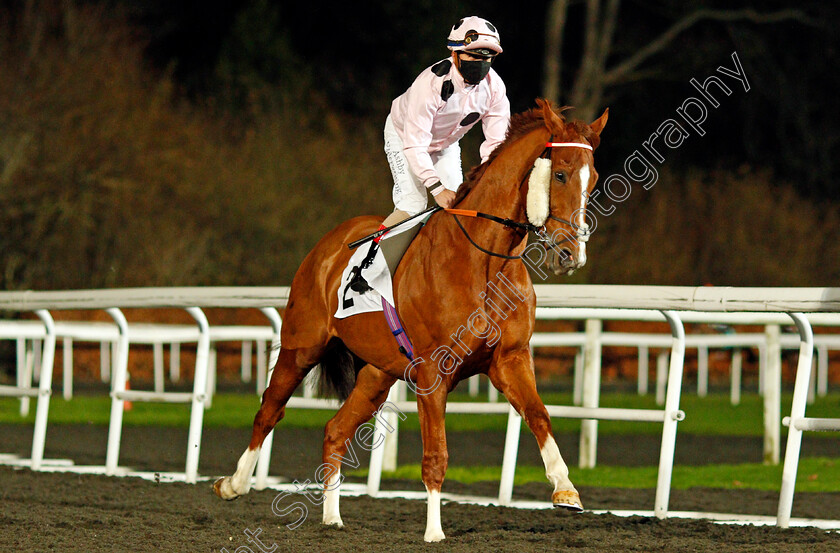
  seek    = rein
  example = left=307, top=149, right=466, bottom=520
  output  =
left=447, top=139, right=593, bottom=259
left=449, top=212, right=526, bottom=259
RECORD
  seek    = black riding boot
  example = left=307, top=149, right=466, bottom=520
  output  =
left=349, top=241, right=379, bottom=293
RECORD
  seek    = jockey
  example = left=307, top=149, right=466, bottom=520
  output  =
left=384, top=15, right=510, bottom=223
left=350, top=16, right=511, bottom=293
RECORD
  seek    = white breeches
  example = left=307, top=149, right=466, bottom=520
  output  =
left=384, top=115, right=463, bottom=216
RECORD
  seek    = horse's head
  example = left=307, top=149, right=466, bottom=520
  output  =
left=526, top=99, right=608, bottom=275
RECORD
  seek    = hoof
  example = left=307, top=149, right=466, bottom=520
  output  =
left=424, top=530, right=446, bottom=543
left=552, top=489, right=583, bottom=512
left=322, top=517, right=344, bottom=528
left=213, top=477, right=240, bottom=501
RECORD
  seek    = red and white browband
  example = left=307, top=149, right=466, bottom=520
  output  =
left=546, top=142, right=593, bottom=150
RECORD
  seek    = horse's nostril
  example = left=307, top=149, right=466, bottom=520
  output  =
left=546, top=247, right=575, bottom=270
left=557, top=248, right=573, bottom=263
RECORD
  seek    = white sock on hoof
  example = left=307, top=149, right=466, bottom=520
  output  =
left=322, top=470, right=343, bottom=527
left=424, top=487, right=445, bottom=542
left=229, top=447, right=260, bottom=496
left=540, top=436, right=575, bottom=493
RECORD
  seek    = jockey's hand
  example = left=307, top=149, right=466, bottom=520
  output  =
left=433, top=189, right=456, bottom=209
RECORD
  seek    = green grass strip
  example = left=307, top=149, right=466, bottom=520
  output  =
left=348, top=457, right=840, bottom=492
left=0, top=392, right=838, bottom=437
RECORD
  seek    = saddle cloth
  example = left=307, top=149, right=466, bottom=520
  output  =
left=334, top=213, right=431, bottom=319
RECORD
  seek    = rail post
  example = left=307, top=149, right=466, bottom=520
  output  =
left=654, top=310, right=686, bottom=518
left=30, top=310, right=56, bottom=470
left=764, top=324, right=781, bottom=464
left=777, top=313, right=814, bottom=527
left=579, top=318, right=602, bottom=469
left=254, top=307, right=282, bottom=490
left=105, top=308, right=130, bottom=476
left=184, top=307, right=210, bottom=484
left=498, top=404, right=522, bottom=505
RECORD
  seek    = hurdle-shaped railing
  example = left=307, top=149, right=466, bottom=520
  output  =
left=1, top=285, right=839, bottom=524
left=530, top=308, right=840, bottom=466
left=0, top=310, right=55, bottom=470
left=104, top=307, right=282, bottom=482
left=534, top=310, right=840, bottom=406
left=7, top=319, right=279, bottom=406
left=9, top=310, right=837, bottom=424
left=0, top=288, right=289, bottom=483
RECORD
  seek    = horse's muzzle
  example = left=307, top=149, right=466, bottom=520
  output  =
left=546, top=245, right=586, bottom=275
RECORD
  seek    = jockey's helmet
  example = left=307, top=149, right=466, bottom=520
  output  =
left=447, top=16, right=502, bottom=58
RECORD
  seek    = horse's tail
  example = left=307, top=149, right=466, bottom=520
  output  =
left=316, top=337, right=363, bottom=401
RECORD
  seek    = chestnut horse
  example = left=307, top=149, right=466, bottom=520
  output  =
left=214, top=99, right=608, bottom=542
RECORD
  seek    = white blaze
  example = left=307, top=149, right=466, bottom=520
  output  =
left=576, top=164, right=591, bottom=265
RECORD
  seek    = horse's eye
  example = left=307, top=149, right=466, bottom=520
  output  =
left=555, top=171, right=567, bottom=183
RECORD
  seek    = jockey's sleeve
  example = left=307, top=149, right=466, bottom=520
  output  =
left=399, top=74, right=444, bottom=191
left=480, top=76, right=511, bottom=163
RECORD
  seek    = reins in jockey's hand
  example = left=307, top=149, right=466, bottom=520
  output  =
left=348, top=206, right=442, bottom=250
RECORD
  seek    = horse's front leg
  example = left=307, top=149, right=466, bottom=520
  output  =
left=416, top=381, right=449, bottom=542
left=488, top=347, right=583, bottom=510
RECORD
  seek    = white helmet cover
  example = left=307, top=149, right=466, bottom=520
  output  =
left=447, top=16, right=502, bottom=56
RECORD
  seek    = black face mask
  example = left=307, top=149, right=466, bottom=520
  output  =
left=458, top=59, right=492, bottom=84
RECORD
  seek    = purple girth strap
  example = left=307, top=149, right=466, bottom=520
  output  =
left=381, top=297, right=414, bottom=361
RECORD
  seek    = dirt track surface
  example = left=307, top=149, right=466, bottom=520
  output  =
left=1, top=424, right=839, bottom=552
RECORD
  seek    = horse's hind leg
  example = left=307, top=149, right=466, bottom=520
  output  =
left=214, top=346, right=315, bottom=500
left=321, top=365, right=396, bottom=527
left=488, top=348, right=583, bottom=511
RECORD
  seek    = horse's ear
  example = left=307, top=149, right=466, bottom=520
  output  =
left=537, top=98, right=566, bottom=136
left=590, top=108, right=609, bottom=136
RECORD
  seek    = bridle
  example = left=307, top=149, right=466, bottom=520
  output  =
left=448, top=138, right=594, bottom=260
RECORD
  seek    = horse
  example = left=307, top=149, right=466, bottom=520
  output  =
left=214, top=99, right=608, bottom=542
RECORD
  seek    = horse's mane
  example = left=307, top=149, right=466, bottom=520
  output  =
left=453, top=102, right=600, bottom=205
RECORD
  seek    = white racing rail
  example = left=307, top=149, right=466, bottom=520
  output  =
left=0, top=285, right=838, bottom=525
left=529, top=308, right=840, bottom=466
left=0, top=294, right=284, bottom=484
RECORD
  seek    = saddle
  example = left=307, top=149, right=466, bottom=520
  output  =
left=336, top=213, right=433, bottom=360
left=347, top=219, right=424, bottom=294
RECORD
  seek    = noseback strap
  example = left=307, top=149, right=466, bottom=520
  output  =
left=546, top=142, right=593, bottom=150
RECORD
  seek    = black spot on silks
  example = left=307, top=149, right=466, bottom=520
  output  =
left=431, top=59, right=452, bottom=77
left=486, top=22, right=496, bottom=33
left=460, top=112, right=480, bottom=126
left=454, top=18, right=464, bottom=30
left=441, top=80, right=454, bottom=101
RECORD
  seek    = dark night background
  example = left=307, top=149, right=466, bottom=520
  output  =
left=1, top=0, right=838, bottom=288
left=127, top=0, right=838, bottom=197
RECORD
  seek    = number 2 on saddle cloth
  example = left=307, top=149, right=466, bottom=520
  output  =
left=341, top=215, right=431, bottom=361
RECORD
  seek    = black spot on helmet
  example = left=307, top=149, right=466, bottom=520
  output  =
left=447, top=16, right=502, bottom=55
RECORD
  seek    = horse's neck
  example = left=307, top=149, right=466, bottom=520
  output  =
left=454, top=129, right=545, bottom=253
left=398, top=129, right=545, bottom=275
left=462, top=129, right=544, bottom=217
left=394, top=130, right=544, bottom=310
